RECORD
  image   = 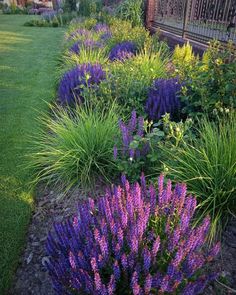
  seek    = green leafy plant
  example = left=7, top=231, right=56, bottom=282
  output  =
left=181, top=41, right=236, bottom=118
left=172, top=41, right=198, bottom=79
left=162, top=113, right=236, bottom=241
left=78, top=0, right=102, bottom=16
left=107, top=18, right=150, bottom=51
left=96, top=46, right=168, bottom=116
left=115, top=0, right=143, bottom=26
left=30, top=104, right=119, bottom=192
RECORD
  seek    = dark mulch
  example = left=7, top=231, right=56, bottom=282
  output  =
left=10, top=187, right=236, bottom=295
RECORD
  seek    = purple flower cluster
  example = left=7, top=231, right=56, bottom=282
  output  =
left=109, top=41, right=137, bottom=61
left=114, top=110, right=148, bottom=161
left=66, top=28, right=91, bottom=41
left=93, top=23, right=110, bottom=34
left=46, top=174, right=220, bottom=294
left=145, top=78, right=182, bottom=121
left=69, top=39, right=103, bottom=55
left=58, top=63, right=106, bottom=104
left=100, top=32, right=112, bottom=42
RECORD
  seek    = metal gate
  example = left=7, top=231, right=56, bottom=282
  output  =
left=152, top=0, right=236, bottom=45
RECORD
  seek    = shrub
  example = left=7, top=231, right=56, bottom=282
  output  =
left=78, top=0, right=102, bottom=16
left=180, top=41, right=236, bottom=118
left=97, top=48, right=167, bottom=115
left=109, top=41, right=137, bottom=61
left=107, top=19, right=150, bottom=51
left=46, top=174, right=220, bottom=294
left=162, top=113, right=236, bottom=240
left=116, top=0, right=143, bottom=26
left=145, top=78, right=182, bottom=121
left=172, top=42, right=198, bottom=79
left=114, top=111, right=192, bottom=181
left=30, top=105, right=119, bottom=190
left=58, top=63, right=106, bottom=104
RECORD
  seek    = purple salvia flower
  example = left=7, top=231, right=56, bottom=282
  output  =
left=109, top=41, right=137, bottom=61
left=143, top=247, right=151, bottom=272
left=113, top=260, right=121, bottom=280
left=128, top=110, right=137, bottom=132
left=121, top=253, right=128, bottom=270
left=91, top=257, right=98, bottom=272
left=107, top=275, right=116, bottom=295
left=144, top=274, right=152, bottom=294
left=99, top=236, right=109, bottom=258
left=145, top=78, right=182, bottom=121
left=152, top=236, right=160, bottom=258
left=58, top=63, right=106, bottom=104
left=94, top=272, right=102, bottom=291
left=131, top=271, right=140, bottom=295
left=207, top=242, right=221, bottom=262
left=46, top=174, right=219, bottom=294
left=69, top=251, right=76, bottom=269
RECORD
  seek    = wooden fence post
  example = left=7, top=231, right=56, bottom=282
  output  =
left=146, top=0, right=156, bottom=29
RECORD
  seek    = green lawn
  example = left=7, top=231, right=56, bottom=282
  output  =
left=0, top=15, right=64, bottom=294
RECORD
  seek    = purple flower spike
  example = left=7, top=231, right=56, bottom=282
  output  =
left=46, top=175, right=220, bottom=294
left=58, top=63, right=106, bottom=104
left=145, top=78, right=182, bottom=121
left=109, top=41, right=137, bottom=61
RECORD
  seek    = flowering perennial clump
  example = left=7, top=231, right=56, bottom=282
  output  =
left=58, top=63, right=106, bottom=104
left=93, top=23, right=111, bottom=34
left=46, top=174, right=220, bottom=294
left=114, top=110, right=148, bottom=161
left=109, top=41, right=137, bottom=61
left=66, top=28, right=91, bottom=41
left=145, top=78, right=182, bottom=121
left=69, top=39, right=103, bottom=54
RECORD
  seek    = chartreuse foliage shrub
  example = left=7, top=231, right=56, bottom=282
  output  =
left=95, top=46, right=168, bottom=115
left=30, top=105, right=119, bottom=190
left=107, top=19, right=150, bottom=51
left=178, top=41, right=236, bottom=118
left=172, top=42, right=198, bottom=80
left=162, top=113, right=236, bottom=241
left=46, top=174, right=220, bottom=294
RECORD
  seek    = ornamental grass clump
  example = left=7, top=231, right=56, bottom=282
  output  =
left=109, top=41, right=137, bottom=61
left=30, top=105, right=119, bottom=190
left=58, top=63, right=106, bottom=104
left=162, top=113, right=236, bottom=241
left=46, top=174, right=220, bottom=294
left=145, top=78, right=182, bottom=121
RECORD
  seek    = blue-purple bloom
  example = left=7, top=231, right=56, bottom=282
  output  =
left=58, top=63, right=106, bottom=104
left=109, top=41, right=137, bottom=61
left=114, top=110, right=148, bottom=161
left=69, top=39, right=103, bottom=54
left=145, top=78, right=182, bottom=121
left=93, top=23, right=110, bottom=34
left=46, top=174, right=220, bottom=294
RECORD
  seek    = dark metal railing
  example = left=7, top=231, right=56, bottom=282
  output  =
left=152, top=0, right=236, bottom=45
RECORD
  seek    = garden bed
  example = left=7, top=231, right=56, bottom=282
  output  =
left=2, top=1, right=236, bottom=294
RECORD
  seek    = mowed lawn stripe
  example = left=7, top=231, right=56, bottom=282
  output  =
left=0, top=15, right=64, bottom=294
